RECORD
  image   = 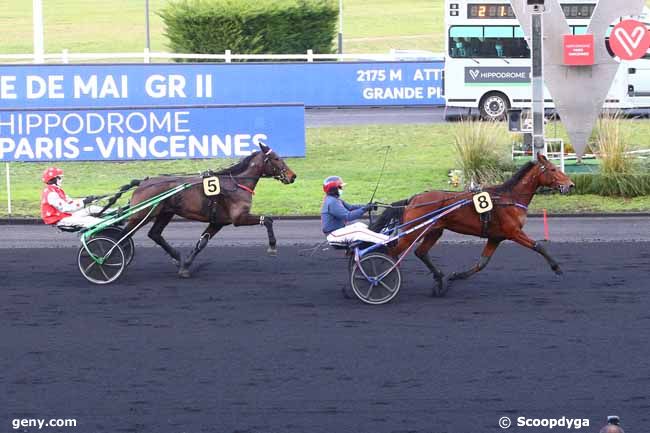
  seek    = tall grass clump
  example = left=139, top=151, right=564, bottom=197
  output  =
left=593, top=112, right=634, bottom=174
left=452, top=120, right=513, bottom=188
left=591, top=112, right=648, bottom=196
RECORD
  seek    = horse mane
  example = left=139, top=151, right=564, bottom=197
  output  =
left=213, top=151, right=260, bottom=175
left=494, top=161, right=537, bottom=192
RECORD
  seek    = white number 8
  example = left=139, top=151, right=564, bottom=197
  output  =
left=472, top=192, right=493, bottom=214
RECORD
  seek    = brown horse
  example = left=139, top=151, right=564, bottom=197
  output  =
left=123, top=142, right=296, bottom=278
left=371, top=153, right=574, bottom=296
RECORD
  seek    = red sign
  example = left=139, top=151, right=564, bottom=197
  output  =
left=563, top=34, right=595, bottom=65
left=609, top=19, right=650, bottom=61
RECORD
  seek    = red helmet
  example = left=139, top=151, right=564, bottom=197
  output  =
left=42, top=167, right=64, bottom=184
left=323, top=176, right=345, bottom=193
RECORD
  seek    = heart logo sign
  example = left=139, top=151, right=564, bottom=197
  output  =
left=469, top=69, right=480, bottom=80
left=610, top=19, right=650, bottom=60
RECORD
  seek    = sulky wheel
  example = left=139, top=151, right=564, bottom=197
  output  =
left=94, top=226, right=135, bottom=266
left=78, top=236, right=126, bottom=284
left=350, top=253, right=402, bottom=305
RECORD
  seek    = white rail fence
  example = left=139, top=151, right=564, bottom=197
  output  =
left=0, top=49, right=444, bottom=64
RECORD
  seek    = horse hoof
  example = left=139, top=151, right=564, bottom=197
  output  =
left=432, top=279, right=450, bottom=297
left=178, top=269, right=192, bottom=279
left=554, top=267, right=564, bottom=276
left=436, top=278, right=450, bottom=297
left=267, top=247, right=278, bottom=256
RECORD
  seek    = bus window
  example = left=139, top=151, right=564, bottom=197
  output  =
left=484, top=26, right=513, bottom=38
left=448, top=26, right=530, bottom=58
left=449, top=26, right=482, bottom=58
left=573, top=26, right=588, bottom=35
left=450, top=26, right=484, bottom=38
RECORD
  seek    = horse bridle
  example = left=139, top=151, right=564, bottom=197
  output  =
left=262, top=148, right=291, bottom=183
left=537, top=161, right=573, bottom=193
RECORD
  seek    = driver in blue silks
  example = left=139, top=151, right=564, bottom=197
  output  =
left=321, top=176, right=388, bottom=245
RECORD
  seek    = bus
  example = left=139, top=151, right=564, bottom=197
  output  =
left=444, top=0, right=650, bottom=120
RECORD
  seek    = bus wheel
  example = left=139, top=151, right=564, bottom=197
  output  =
left=479, top=92, right=510, bottom=121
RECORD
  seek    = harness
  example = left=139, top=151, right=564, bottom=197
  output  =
left=379, top=192, right=529, bottom=239
left=201, top=148, right=286, bottom=224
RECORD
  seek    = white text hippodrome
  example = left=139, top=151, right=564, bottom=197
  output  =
left=0, top=111, right=191, bottom=136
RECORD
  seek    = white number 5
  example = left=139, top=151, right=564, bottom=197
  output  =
left=202, top=177, right=221, bottom=196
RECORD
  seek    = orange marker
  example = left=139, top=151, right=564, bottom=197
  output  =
left=543, top=208, right=550, bottom=241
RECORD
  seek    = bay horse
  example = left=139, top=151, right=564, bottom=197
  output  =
left=122, top=142, right=296, bottom=278
left=371, top=153, right=574, bottom=296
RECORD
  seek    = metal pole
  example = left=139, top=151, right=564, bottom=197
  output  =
left=531, top=11, right=545, bottom=159
left=5, top=163, right=12, bottom=215
left=145, top=0, right=151, bottom=52
left=338, top=0, right=344, bottom=54
left=32, top=0, right=44, bottom=63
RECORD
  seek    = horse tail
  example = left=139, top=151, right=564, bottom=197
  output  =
left=369, top=198, right=409, bottom=232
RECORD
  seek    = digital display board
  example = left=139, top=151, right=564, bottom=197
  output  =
left=467, top=4, right=515, bottom=19
left=560, top=4, right=596, bottom=18
left=467, top=3, right=596, bottom=19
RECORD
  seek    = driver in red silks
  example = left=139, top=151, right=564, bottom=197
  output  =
left=40, top=167, right=102, bottom=229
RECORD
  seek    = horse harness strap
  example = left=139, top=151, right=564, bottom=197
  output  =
left=478, top=196, right=528, bottom=238
left=237, top=184, right=256, bottom=195
left=480, top=211, right=491, bottom=238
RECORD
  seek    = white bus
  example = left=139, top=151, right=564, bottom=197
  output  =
left=444, top=0, right=650, bottom=120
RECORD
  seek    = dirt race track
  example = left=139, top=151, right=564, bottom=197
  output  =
left=1, top=241, right=650, bottom=433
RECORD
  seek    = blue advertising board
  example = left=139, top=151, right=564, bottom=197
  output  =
left=0, top=104, right=305, bottom=162
left=0, top=62, right=444, bottom=108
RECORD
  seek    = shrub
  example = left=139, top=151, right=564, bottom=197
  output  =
left=570, top=173, right=650, bottom=197
left=159, top=0, right=338, bottom=58
left=592, top=111, right=636, bottom=175
left=452, top=119, right=514, bottom=188
left=580, top=111, right=650, bottom=197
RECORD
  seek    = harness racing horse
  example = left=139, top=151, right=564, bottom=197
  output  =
left=123, top=142, right=296, bottom=278
left=371, top=153, right=574, bottom=296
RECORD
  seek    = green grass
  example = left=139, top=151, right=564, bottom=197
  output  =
left=2, top=123, right=650, bottom=218
left=3, top=0, right=650, bottom=55
left=0, top=0, right=446, bottom=55
left=1, top=2, right=650, bottom=216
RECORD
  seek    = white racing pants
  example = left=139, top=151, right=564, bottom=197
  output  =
left=326, top=222, right=390, bottom=246
left=57, top=206, right=106, bottom=229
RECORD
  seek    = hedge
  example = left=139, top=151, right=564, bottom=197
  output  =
left=571, top=173, right=650, bottom=197
left=159, top=0, right=338, bottom=58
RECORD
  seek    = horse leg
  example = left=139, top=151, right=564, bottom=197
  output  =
left=510, top=231, right=563, bottom=275
left=233, top=214, right=277, bottom=256
left=147, top=212, right=181, bottom=265
left=448, top=238, right=502, bottom=281
left=414, top=229, right=447, bottom=297
left=178, top=223, right=223, bottom=279
left=261, top=216, right=277, bottom=255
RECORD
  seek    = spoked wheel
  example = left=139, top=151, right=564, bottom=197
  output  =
left=78, top=236, right=126, bottom=284
left=350, top=253, right=402, bottom=305
left=95, top=226, right=135, bottom=266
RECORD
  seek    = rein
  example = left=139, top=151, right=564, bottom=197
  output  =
left=376, top=192, right=530, bottom=211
